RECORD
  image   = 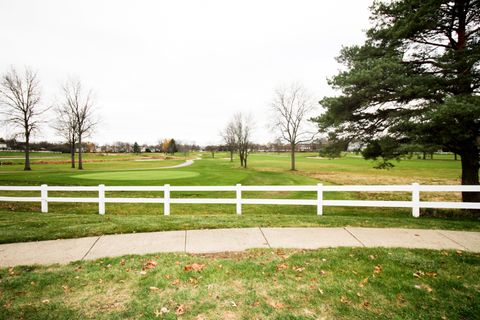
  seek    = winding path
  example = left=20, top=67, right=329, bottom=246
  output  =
left=159, top=158, right=200, bottom=169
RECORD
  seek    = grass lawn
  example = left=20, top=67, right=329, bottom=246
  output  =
left=0, top=151, right=479, bottom=243
left=1, top=247, right=478, bottom=319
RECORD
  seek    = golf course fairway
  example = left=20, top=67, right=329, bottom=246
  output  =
left=72, top=170, right=199, bottom=181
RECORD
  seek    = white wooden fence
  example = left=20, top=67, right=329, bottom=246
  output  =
left=0, top=183, right=479, bottom=217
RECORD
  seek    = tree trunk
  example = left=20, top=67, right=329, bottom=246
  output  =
left=70, top=141, right=76, bottom=168
left=290, top=143, right=296, bottom=171
left=244, top=155, right=247, bottom=168
left=422, top=152, right=426, bottom=160
left=460, top=149, right=480, bottom=202
left=454, top=153, right=458, bottom=161
left=78, top=134, right=83, bottom=170
left=230, top=150, right=233, bottom=162
left=24, top=132, right=31, bottom=171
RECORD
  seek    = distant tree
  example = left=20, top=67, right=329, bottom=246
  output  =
left=161, top=139, right=170, bottom=154
left=313, top=0, right=480, bottom=203
left=221, top=120, right=237, bottom=162
left=167, top=139, right=177, bottom=155
left=52, top=100, right=77, bottom=168
left=270, top=83, right=316, bottom=170
left=133, top=142, right=141, bottom=154
left=0, top=67, right=45, bottom=170
left=231, top=113, right=254, bottom=168
left=62, top=79, right=97, bottom=170
left=204, top=145, right=218, bottom=158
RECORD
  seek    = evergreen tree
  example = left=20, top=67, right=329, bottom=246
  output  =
left=313, top=0, right=480, bottom=202
left=133, top=142, right=141, bottom=154
left=167, top=139, right=178, bottom=155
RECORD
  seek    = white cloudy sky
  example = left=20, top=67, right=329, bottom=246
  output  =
left=0, top=0, right=372, bottom=146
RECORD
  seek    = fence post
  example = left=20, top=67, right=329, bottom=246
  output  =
left=164, top=184, right=170, bottom=216
left=41, top=184, right=48, bottom=213
left=236, top=183, right=242, bottom=215
left=317, top=183, right=323, bottom=216
left=98, top=184, right=105, bottom=215
left=411, top=182, right=420, bottom=218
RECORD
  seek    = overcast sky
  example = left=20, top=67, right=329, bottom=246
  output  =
left=0, top=0, right=372, bottom=146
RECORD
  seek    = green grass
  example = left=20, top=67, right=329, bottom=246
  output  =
left=73, top=170, right=200, bottom=181
left=0, top=152, right=478, bottom=243
left=1, top=247, right=478, bottom=319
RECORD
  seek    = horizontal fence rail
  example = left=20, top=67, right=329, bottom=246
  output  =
left=0, top=183, right=479, bottom=217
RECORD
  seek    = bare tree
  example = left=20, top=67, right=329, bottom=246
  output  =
left=0, top=67, right=44, bottom=170
left=62, top=79, right=96, bottom=170
left=52, top=103, right=77, bottom=168
left=270, top=83, right=316, bottom=170
left=221, top=120, right=237, bottom=162
left=231, top=113, right=254, bottom=168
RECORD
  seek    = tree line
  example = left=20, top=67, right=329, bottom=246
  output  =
left=0, top=67, right=97, bottom=170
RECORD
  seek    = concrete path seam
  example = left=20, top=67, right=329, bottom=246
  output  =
left=258, top=227, right=271, bottom=249
left=343, top=227, right=365, bottom=247
left=436, top=231, right=469, bottom=251
left=81, top=236, right=102, bottom=261
left=184, top=230, right=187, bottom=253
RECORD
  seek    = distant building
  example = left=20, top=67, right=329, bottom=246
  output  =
left=0, top=143, right=7, bottom=150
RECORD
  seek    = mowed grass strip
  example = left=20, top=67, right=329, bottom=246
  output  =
left=1, top=248, right=478, bottom=319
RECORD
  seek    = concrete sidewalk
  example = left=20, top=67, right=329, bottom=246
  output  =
left=1, top=227, right=479, bottom=267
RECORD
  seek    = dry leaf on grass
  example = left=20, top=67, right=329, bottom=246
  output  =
left=359, top=277, right=369, bottom=287
left=184, top=263, right=206, bottom=272
left=340, top=296, right=350, bottom=304
left=143, top=260, right=158, bottom=270
left=374, top=265, right=382, bottom=274
left=276, top=263, right=288, bottom=271
left=414, top=284, right=433, bottom=293
left=269, top=302, right=285, bottom=309
left=149, top=286, right=160, bottom=292
left=175, top=304, right=186, bottom=315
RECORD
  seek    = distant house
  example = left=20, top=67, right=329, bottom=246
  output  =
left=0, top=143, right=7, bottom=150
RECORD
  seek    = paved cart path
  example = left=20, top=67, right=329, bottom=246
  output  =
left=1, top=227, right=479, bottom=267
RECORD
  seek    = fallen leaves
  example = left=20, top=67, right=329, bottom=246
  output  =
left=143, top=260, right=158, bottom=270
left=154, top=307, right=169, bottom=317
left=373, top=265, right=382, bottom=274
left=276, top=263, right=288, bottom=271
left=269, top=301, right=285, bottom=309
left=184, top=263, right=206, bottom=272
left=359, top=277, right=369, bottom=287
left=175, top=304, right=186, bottom=315
left=414, top=284, right=433, bottom=293
left=340, top=296, right=350, bottom=304
left=413, top=270, right=437, bottom=278
left=149, top=286, right=160, bottom=292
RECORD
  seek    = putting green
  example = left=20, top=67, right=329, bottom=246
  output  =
left=72, top=170, right=199, bottom=181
